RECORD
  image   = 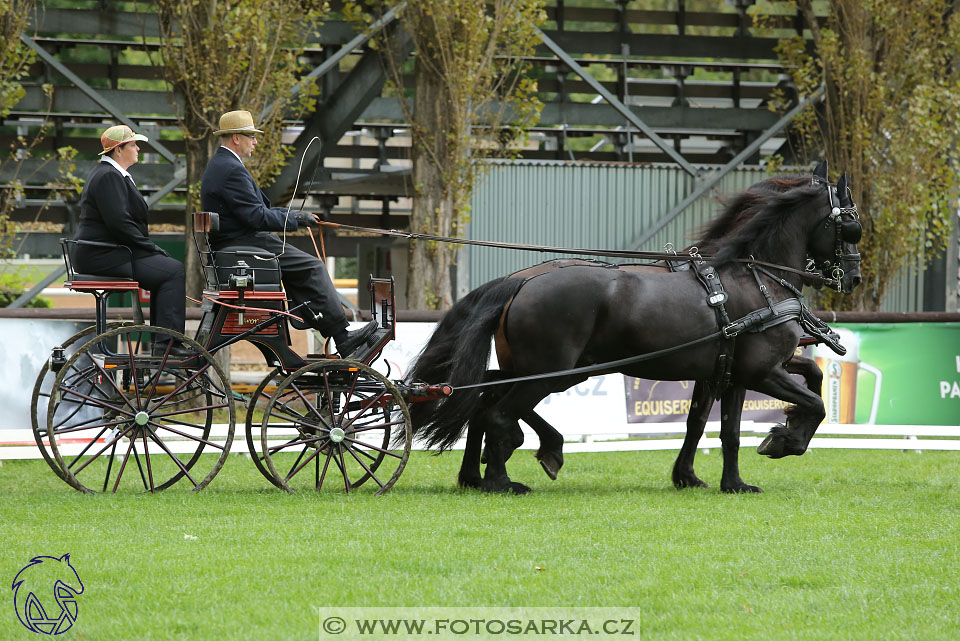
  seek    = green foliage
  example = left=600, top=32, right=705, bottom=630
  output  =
left=0, top=0, right=35, bottom=118
left=1, top=1, right=81, bottom=260
left=153, top=0, right=327, bottom=187
left=772, top=0, right=960, bottom=311
left=347, top=0, right=545, bottom=309
left=0, top=271, right=51, bottom=307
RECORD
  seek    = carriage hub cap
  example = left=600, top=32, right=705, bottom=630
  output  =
left=134, top=411, right=150, bottom=426
left=329, top=427, right=346, bottom=443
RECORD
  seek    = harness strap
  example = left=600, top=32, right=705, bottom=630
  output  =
left=452, top=298, right=803, bottom=392
left=722, top=298, right=803, bottom=339
left=691, top=260, right=734, bottom=397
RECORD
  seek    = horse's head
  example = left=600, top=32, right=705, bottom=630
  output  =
left=806, top=173, right=863, bottom=294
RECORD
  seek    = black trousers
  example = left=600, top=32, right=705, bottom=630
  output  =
left=215, top=233, right=347, bottom=337
left=74, top=248, right=186, bottom=334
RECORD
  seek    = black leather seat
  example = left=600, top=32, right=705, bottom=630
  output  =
left=213, top=246, right=281, bottom=292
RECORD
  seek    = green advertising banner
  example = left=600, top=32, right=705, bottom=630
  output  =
left=838, top=323, right=960, bottom=425
left=623, top=323, right=960, bottom=426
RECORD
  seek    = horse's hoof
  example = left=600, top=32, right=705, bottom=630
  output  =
left=757, top=433, right=807, bottom=458
left=721, top=482, right=763, bottom=494
left=508, top=482, right=532, bottom=495
left=536, top=450, right=563, bottom=480
left=673, top=474, right=709, bottom=489
left=458, top=474, right=482, bottom=489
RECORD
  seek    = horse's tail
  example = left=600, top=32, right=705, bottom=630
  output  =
left=407, top=276, right=526, bottom=451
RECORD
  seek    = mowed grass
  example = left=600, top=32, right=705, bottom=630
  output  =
left=1, top=448, right=958, bottom=640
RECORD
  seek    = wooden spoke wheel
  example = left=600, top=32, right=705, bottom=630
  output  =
left=243, top=367, right=284, bottom=488
left=31, top=323, right=128, bottom=481
left=259, top=360, right=412, bottom=495
left=46, top=325, right=235, bottom=493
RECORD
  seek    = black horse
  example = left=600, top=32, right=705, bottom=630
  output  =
left=408, top=171, right=862, bottom=493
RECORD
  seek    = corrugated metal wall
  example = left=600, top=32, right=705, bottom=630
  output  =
left=467, top=160, right=927, bottom=311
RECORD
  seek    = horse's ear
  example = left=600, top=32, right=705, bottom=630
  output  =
left=60, top=553, right=71, bottom=563
left=837, top=174, right=853, bottom=206
left=813, top=160, right=828, bottom=181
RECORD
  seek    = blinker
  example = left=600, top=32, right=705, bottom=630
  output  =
left=841, top=220, right=862, bottom=243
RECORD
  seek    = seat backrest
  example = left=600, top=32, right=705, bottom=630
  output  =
left=192, top=212, right=221, bottom=289
left=213, top=246, right=282, bottom=292
left=192, top=212, right=281, bottom=292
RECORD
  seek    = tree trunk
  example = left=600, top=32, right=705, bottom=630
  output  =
left=406, top=55, right=457, bottom=310
left=182, top=133, right=212, bottom=301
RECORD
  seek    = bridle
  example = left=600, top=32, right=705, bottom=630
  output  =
left=810, top=176, right=863, bottom=291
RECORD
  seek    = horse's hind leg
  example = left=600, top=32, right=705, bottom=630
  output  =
left=458, top=420, right=484, bottom=489
left=481, top=380, right=555, bottom=494
left=673, top=381, right=713, bottom=489
left=718, top=386, right=762, bottom=493
left=522, top=410, right=564, bottom=480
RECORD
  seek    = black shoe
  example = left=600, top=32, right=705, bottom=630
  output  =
left=334, top=321, right=379, bottom=357
left=151, top=342, right=195, bottom=359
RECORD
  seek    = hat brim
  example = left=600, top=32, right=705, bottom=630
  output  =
left=213, top=127, right=265, bottom=136
left=98, top=133, right=148, bottom=155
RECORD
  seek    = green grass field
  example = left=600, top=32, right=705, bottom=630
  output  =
left=2, top=448, right=958, bottom=640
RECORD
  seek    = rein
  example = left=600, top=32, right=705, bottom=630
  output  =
left=315, top=220, right=837, bottom=286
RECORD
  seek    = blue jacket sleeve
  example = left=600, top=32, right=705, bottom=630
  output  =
left=221, top=164, right=298, bottom=233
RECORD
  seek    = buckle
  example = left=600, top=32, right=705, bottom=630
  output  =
left=722, top=323, right=739, bottom=339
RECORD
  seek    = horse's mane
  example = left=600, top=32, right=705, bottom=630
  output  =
left=709, top=176, right=825, bottom=266
left=693, top=175, right=811, bottom=252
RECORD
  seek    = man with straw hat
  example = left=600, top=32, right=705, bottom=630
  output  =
left=201, top=110, right=376, bottom=357
left=73, top=124, right=189, bottom=357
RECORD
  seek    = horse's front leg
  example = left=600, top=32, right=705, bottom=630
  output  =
left=673, top=380, right=713, bottom=489
left=786, top=355, right=823, bottom=396
left=718, top=386, right=762, bottom=493
left=754, top=366, right=826, bottom=458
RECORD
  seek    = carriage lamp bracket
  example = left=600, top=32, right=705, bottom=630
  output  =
left=49, top=346, right=67, bottom=373
left=229, top=260, right=254, bottom=323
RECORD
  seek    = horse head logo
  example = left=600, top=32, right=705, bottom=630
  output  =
left=11, top=554, right=84, bottom=635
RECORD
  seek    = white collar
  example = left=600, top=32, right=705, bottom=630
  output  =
left=100, top=156, right=134, bottom=185
left=221, top=145, right=244, bottom=164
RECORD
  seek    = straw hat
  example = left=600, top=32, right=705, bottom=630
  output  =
left=98, top=124, right=148, bottom=156
left=213, top=110, right=264, bottom=136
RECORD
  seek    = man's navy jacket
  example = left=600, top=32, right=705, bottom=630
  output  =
left=200, top=146, right=299, bottom=248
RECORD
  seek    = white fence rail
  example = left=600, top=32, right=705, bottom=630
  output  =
left=4, top=422, right=958, bottom=462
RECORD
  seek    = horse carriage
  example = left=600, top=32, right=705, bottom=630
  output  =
left=30, top=212, right=450, bottom=495
left=31, top=164, right=863, bottom=496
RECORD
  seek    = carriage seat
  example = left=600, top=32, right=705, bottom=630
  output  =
left=212, top=246, right=282, bottom=292
left=60, top=238, right=143, bottom=293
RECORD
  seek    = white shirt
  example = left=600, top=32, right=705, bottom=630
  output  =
left=220, top=145, right=243, bottom=164
left=100, top=155, right=135, bottom=186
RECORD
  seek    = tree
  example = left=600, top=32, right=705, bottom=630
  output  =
left=773, top=0, right=960, bottom=311
left=1, top=0, right=37, bottom=248
left=354, top=0, right=543, bottom=310
left=152, top=0, right=326, bottom=297
left=1, top=0, right=80, bottom=266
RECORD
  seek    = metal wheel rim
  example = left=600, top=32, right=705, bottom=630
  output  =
left=259, top=360, right=412, bottom=495
left=46, top=325, right=235, bottom=493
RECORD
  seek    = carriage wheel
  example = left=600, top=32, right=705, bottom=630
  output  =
left=259, top=360, right=412, bottom=495
left=31, top=323, right=128, bottom=480
left=46, top=325, right=235, bottom=493
left=243, top=367, right=284, bottom=488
